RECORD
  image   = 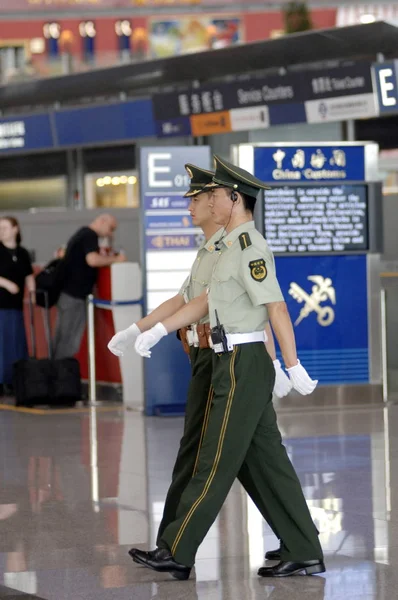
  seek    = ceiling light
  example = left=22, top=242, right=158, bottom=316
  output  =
left=112, top=177, right=121, bottom=185
left=360, top=14, right=376, bottom=24
left=128, top=176, right=137, bottom=185
left=103, top=176, right=112, bottom=185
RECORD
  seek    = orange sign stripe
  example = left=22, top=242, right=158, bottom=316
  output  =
left=190, top=111, right=232, bottom=137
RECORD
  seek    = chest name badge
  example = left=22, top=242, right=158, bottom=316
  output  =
left=249, top=259, right=267, bottom=282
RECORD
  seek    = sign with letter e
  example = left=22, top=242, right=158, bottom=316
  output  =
left=139, top=145, right=211, bottom=416
left=373, top=61, right=398, bottom=114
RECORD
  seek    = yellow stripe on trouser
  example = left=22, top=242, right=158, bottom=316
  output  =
left=171, top=347, right=238, bottom=556
left=192, top=385, right=214, bottom=477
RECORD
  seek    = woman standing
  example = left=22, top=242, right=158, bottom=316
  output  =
left=0, top=217, right=35, bottom=396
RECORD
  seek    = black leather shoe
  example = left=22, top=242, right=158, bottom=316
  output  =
left=129, top=547, right=160, bottom=566
left=258, top=560, right=326, bottom=577
left=265, top=546, right=281, bottom=560
left=128, top=547, right=191, bottom=580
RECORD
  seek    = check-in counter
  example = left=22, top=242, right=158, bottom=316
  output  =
left=76, top=262, right=143, bottom=409
left=26, top=262, right=143, bottom=409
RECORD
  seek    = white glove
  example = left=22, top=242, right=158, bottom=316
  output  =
left=107, top=323, right=140, bottom=357
left=135, top=322, right=168, bottom=358
left=286, top=360, right=318, bottom=395
left=273, top=359, right=293, bottom=398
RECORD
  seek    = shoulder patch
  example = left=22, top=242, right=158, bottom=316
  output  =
left=239, top=232, right=252, bottom=250
left=249, top=259, right=267, bottom=282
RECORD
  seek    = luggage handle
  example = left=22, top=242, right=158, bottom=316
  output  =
left=28, top=291, right=37, bottom=359
left=29, top=290, right=54, bottom=360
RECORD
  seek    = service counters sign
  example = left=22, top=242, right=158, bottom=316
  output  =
left=153, top=62, right=377, bottom=137
left=140, top=146, right=211, bottom=415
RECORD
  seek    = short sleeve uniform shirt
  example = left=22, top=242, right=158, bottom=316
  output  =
left=178, top=229, right=223, bottom=324
left=208, top=221, right=284, bottom=333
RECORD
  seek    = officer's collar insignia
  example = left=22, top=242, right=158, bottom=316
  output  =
left=249, top=259, right=267, bottom=282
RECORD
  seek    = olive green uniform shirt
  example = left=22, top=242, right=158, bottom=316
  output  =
left=208, top=221, right=284, bottom=333
left=179, top=229, right=223, bottom=324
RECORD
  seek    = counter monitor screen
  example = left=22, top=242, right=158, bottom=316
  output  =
left=264, top=184, right=368, bottom=254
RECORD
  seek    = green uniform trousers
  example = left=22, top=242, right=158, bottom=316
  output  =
left=160, top=342, right=323, bottom=568
left=156, top=345, right=281, bottom=548
left=157, top=347, right=214, bottom=546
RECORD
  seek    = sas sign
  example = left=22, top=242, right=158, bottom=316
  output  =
left=373, top=61, right=398, bottom=114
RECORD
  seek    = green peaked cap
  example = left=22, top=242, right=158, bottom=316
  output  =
left=183, top=164, right=215, bottom=198
left=205, top=154, right=271, bottom=199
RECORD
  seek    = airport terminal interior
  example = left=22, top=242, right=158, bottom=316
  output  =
left=2, top=0, right=398, bottom=599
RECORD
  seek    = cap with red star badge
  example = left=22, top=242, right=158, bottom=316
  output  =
left=183, top=164, right=215, bottom=198
left=205, top=154, right=271, bottom=199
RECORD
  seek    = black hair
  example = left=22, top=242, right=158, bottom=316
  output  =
left=241, top=193, right=256, bottom=214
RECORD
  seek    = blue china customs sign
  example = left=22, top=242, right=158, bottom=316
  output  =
left=254, top=145, right=366, bottom=183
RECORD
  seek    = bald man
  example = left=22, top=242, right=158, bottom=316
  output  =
left=53, top=213, right=126, bottom=359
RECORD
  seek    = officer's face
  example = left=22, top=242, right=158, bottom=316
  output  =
left=188, top=192, right=212, bottom=227
left=208, top=188, right=233, bottom=225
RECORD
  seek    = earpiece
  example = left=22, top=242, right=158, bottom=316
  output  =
left=231, top=191, right=238, bottom=203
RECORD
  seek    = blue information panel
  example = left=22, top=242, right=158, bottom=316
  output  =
left=254, top=145, right=366, bottom=183
left=264, top=184, right=368, bottom=254
left=140, top=146, right=211, bottom=415
left=0, top=114, right=54, bottom=153
left=55, top=99, right=155, bottom=146
left=0, top=100, right=157, bottom=154
left=275, top=254, right=369, bottom=384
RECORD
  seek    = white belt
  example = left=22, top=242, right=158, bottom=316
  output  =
left=187, top=327, right=267, bottom=349
left=213, top=330, right=267, bottom=353
left=227, top=331, right=266, bottom=346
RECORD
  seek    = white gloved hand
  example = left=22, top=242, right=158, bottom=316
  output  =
left=107, top=323, right=141, bottom=357
left=273, top=359, right=293, bottom=398
left=135, top=322, right=168, bottom=358
left=286, top=360, right=318, bottom=395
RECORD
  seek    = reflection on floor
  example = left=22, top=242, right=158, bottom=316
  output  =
left=0, top=395, right=396, bottom=599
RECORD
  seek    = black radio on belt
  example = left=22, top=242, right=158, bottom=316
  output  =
left=211, top=310, right=229, bottom=354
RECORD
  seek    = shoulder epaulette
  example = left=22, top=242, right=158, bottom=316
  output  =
left=239, top=232, right=252, bottom=250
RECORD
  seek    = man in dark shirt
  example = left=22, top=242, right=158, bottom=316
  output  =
left=53, top=213, right=126, bottom=359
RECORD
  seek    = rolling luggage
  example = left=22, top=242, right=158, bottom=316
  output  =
left=35, top=258, right=65, bottom=308
left=13, top=292, right=81, bottom=408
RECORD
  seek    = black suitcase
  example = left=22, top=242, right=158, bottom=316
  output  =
left=13, top=292, right=82, bottom=408
left=35, top=258, right=66, bottom=308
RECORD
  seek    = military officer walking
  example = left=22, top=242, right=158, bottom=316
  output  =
left=109, top=163, right=292, bottom=563
left=108, top=164, right=220, bottom=539
left=131, top=155, right=325, bottom=580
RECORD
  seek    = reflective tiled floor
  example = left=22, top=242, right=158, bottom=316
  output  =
left=0, top=392, right=397, bottom=599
